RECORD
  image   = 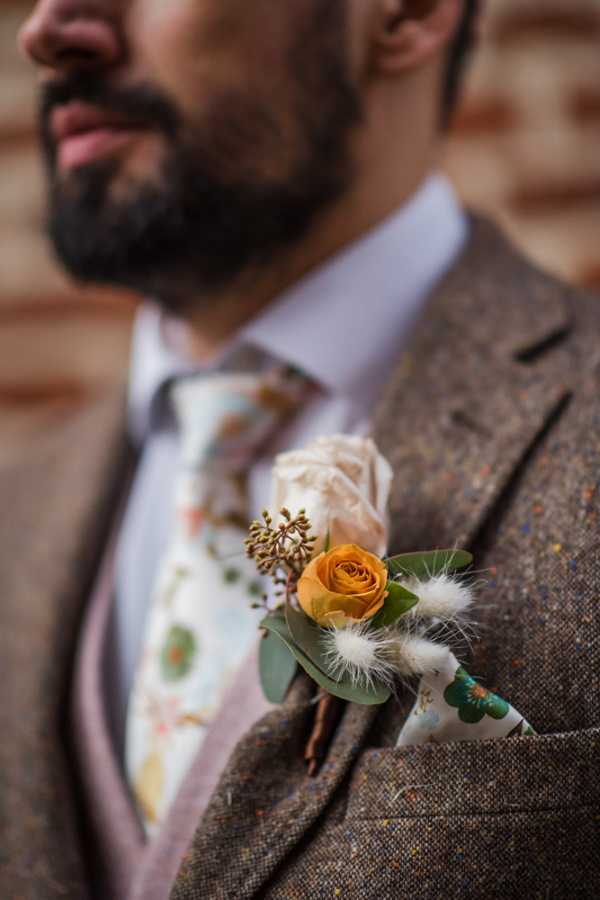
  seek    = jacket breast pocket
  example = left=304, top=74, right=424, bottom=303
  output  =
left=339, top=727, right=600, bottom=899
left=346, top=726, right=599, bottom=822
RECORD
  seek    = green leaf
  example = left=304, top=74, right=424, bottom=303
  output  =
left=258, top=621, right=298, bottom=704
left=370, top=581, right=419, bottom=629
left=285, top=602, right=341, bottom=681
left=385, top=549, right=473, bottom=580
left=284, top=604, right=391, bottom=705
left=323, top=528, right=331, bottom=553
left=259, top=609, right=294, bottom=651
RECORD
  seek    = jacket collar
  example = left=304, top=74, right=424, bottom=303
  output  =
left=171, top=216, right=576, bottom=899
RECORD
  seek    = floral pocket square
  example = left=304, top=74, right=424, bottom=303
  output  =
left=397, top=651, right=535, bottom=747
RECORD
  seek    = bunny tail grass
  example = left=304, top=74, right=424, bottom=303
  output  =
left=321, top=622, right=397, bottom=690
left=402, top=573, right=473, bottom=621
left=391, top=635, right=450, bottom=677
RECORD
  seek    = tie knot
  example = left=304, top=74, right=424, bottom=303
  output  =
left=170, top=366, right=309, bottom=473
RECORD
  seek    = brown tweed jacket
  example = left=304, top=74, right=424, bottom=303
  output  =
left=1, top=218, right=599, bottom=900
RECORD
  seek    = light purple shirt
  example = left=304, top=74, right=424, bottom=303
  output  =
left=106, top=173, right=468, bottom=755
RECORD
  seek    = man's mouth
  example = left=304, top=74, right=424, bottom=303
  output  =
left=50, top=101, right=150, bottom=171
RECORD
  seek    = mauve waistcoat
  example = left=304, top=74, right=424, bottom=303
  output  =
left=71, top=530, right=273, bottom=900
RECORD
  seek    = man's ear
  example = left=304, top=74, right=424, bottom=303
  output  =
left=372, top=0, right=464, bottom=75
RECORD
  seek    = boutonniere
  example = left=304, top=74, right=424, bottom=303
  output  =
left=244, top=436, right=477, bottom=755
left=247, top=436, right=535, bottom=773
left=246, top=434, right=474, bottom=705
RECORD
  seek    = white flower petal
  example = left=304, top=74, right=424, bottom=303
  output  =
left=270, top=435, right=392, bottom=556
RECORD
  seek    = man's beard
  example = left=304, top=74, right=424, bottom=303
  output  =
left=40, top=5, right=362, bottom=310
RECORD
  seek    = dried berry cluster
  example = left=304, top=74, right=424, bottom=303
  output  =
left=245, top=508, right=317, bottom=595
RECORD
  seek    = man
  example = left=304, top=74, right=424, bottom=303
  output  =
left=2, top=0, right=598, bottom=897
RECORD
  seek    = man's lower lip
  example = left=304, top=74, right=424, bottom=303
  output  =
left=57, top=127, right=143, bottom=170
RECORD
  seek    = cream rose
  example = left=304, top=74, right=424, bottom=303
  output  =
left=270, top=435, right=393, bottom=557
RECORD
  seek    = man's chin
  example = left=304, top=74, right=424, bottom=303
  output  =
left=47, top=190, right=187, bottom=295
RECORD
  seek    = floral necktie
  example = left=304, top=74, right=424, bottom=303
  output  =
left=125, top=365, right=308, bottom=836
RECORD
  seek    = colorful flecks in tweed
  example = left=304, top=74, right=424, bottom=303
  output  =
left=125, top=369, right=308, bottom=835
left=170, top=218, right=600, bottom=900
left=1, top=218, right=599, bottom=899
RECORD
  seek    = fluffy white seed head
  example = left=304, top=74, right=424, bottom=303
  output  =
left=402, top=573, right=473, bottom=621
left=332, top=627, right=377, bottom=670
left=321, top=622, right=397, bottom=689
left=391, top=635, right=450, bottom=677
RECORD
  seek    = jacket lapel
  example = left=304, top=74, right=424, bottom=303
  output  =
left=171, top=217, right=575, bottom=900
left=0, top=389, right=129, bottom=898
left=373, top=216, right=575, bottom=552
left=172, top=674, right=380, bottom=900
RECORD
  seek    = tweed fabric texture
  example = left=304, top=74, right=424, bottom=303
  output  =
left=0, top=393, right=129, bottom=899
left=1, top=217, right=599, bottom=899
left=170, top=218, right=600, bottom=900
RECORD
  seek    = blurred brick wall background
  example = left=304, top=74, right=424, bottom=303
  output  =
left=446, top=0, right=600, bottom=291
left=1, top=0, right=599, bottom=444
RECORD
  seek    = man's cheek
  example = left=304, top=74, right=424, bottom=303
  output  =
left=345, top=0, right=378, bottom=79
left=128, top=0, right=246, bottom=113
left=128, top=0, right=297, bottom=128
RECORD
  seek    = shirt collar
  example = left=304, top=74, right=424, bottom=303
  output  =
left=128, top=172, right=467, bottom=443
left=126, top=304, right=191, bottom=443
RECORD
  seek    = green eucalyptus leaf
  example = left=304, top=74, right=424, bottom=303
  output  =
left=285, top=602, right=338, bottom=680
left=259, top=609, right=295, bottom=650
left=370, top=581, right=419, bottom=629
left=258, top=622, right=298, bottom=704
left=385, top=549, right=473, bottom=580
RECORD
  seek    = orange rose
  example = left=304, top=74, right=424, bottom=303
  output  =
left=297, top=544, right=388, bottom=628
